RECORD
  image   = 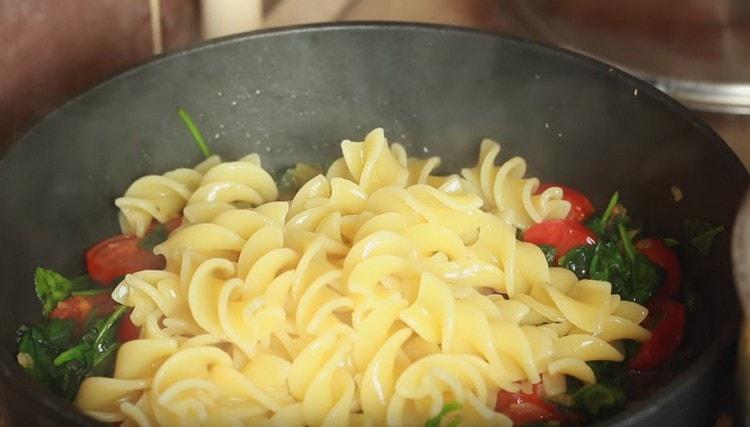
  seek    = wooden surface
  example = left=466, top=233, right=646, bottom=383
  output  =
left=0, top=0, right=200, bottom=146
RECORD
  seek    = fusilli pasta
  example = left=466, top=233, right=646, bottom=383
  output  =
left=79, top=128, right=650, bottom=426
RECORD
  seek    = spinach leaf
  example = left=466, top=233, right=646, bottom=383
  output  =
left=53, top=305, right=127, bottom=400
left=70, top=288, right=111, bottom=297
left=684, top=219, right=724, bottom=255
left=589, top=241, right=630, bottom=297
left=587, top=361, right=627, bottom=390
left=177, top=107, right=213, bottom=158
left=662, top=237, right=679, bottom=248
left=571, top=383, right=625, bottom=418
left=563, top=238, right=661, bottom=304
left=613, top=224, right=662, bottom=304
left=34, top=268, right=98, bottom=316
left=587, top=192, right=628, bottom=237
left=560, top=245, right=596, bottom=279
left=560, top=217, right=666, bottom=304
left=138, top=222, right=169, bottom=252
left=425, top=401, right=462, bottom=427
left=17, top=319, right=76, bottom=387
left=580, top=219, right=663, bottom=304
left=628, top=252, right=663, bottom=304
left=537, top=244, right=557, bottom=266
left=17, top=305, right=127, bottom=400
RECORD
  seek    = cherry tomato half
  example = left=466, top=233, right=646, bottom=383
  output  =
left=116, top=314, right=140, bottom=343
left=523, top=219, right=597, bottom=259
left=49, top=293, right=116, bottom=327
left=496, top=384, right=572, bottom=425
left=537, top=183, right=595, bottom=222
left=86, top=234, right=165, bottom=284
left=635, top=238, right=681, bottom=297
left=629, top=299, right=686, bottom=370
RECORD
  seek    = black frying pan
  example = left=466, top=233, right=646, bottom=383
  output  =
left=0, top=23, right=746, bottom=426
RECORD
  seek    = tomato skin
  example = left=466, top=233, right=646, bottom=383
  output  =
left=635, top=238, right=681, bottom=297
left=496, top=384, right=571, bottom=425
left=523, top=219, right=597, bottom=259
left=49, top=293, right=116, bottom=327
left=116, top=314, right=140, bottom=343
left=629, top=299, right=686, bottom=370
left=537, top=183, right=595, bottom=222
left=86, top=234, right=165, bottom=285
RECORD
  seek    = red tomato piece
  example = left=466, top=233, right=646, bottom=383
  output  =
left=496, top=384, right=571, bottom=425
left=164, top=217, right=183, bottom=233
left=536, top=183, right=595, bottom=222
left=629, top=299, right=686, bottom=370
left=523, top=219, right=597, bottom=259
left=86, top=234, right=166, bottom=284
left=49, top=293, right=116, bottom=327
left=116, top=314, right=140, bottom=343
left=635, top=238, right=681, bottom=297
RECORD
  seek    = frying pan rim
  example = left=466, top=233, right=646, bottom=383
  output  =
left=0, top=21, right=744, bottom=426
left=3, top=21, right=745, bottom=172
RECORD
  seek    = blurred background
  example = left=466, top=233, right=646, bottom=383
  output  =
left=1, top=0, right=749, bottom=169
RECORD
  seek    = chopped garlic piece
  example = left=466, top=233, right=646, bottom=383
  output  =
left=671, top=185, right=684, bottom=202
left=17, top=352, right=33, bottom=369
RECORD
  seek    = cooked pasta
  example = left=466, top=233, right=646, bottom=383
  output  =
left=75, top=128, right=651, bottom=426
left=183, top=153, right=279, bottom=224
left=116, top=155, right=221, bottom=237
left=461, top=139, right=571, bottom=229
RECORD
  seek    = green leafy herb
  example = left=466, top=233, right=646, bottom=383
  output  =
left=17, top=319, right=76, bottom=387
left=628, top=252, right=663, bottom=304
left=138, top=223, right=169, bottom=251
left=177, top=107, right=213, bottom=158
left=34, top=268, right=98, bottom=316
left=662, top=237, right=679, bottom=248
left=53, top=305, right=127, bottom=399
left=560, top=245, right=596, bottom=279
left=17, top=305, right=127, bottom=400
left=587, top=239, right=661, bottom=305
left=537, top=244, right=557, bottom=266
left=588, top=192, right=620, bottom=236
left=571, top=383, right=625, bottom=417
left=601, top=192, right=619, bottom=222
left=278, top=163, right=324, bottom=199
left=618, top=224, right=636, bottom=263
left=587, top=361, right=627, bottom=390
left=425, top=401, right=462, bottom=427
left=613, top=224, right=662, bottom=304
left=567, top=195, right=663, bottom=304
left=684, top=219, right=724, bottom=255
left=588, top=241, right=630, bottom=297
left=70, top=288, right=110, bottom=297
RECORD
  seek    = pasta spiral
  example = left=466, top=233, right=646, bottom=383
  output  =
left=79, top=128, right=650, bottom=426
left=461, top=139, right=571, bottom=229
left=116, top=156, right=221, bottom=237
left=183, top=154, right=279, bottom=224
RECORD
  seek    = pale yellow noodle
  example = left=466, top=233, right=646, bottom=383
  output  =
left=78, top=128, right=650, bottom=426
